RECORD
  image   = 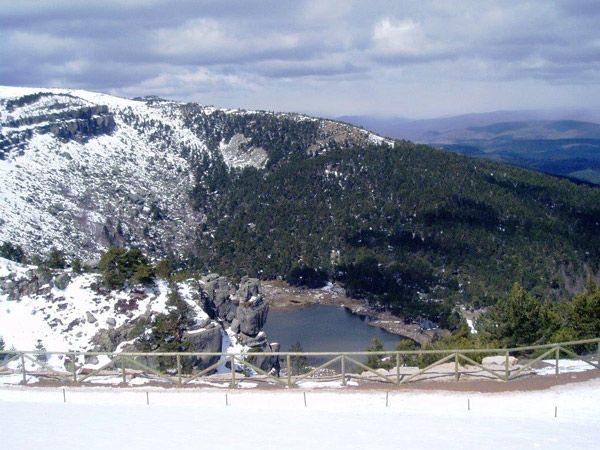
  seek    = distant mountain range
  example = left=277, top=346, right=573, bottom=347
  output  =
left=339, top=111, right=600, bottom=185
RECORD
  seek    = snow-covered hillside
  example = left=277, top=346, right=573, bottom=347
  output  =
left=0, top=86, right=390, bottom=261
left=0, top=257, right=275, bottom=374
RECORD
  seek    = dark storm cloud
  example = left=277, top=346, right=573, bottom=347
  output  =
left=1, top=0, right=599, bottom=116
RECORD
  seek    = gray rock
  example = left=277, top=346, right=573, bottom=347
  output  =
left=245, top=338, right=280, bottom=373
left=84, top=355, right=99, bottom=365
left=202, top=275, right=238, bottom=323
left=230, top=318, right=240, bottom=333
left=236, top=276, right=260, bottom=302
left=91, top=327, right=129, bottom=352
left=118, top=343, right=161, bottom=371
left=482, top=355, right=518, bottom=367
left=35, top=269, right=53, bottom=286
left=238, top=331, right=268, bottom=347
left=86, top=312, right=97, bottom=324
left=54, top=273, right=71, bottom=290
left=106, top=317, right=116, bottom=327
left=184, top=323, right=223, bottom=369
left=236, top=295, right=269, bottom=336
left=201, top=273, right=220, bottom=284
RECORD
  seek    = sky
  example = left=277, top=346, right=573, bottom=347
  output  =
left=1, top=0, right=599, bottom=118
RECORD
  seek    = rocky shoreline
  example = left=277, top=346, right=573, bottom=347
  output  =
left=262, top=281, right=450, bottom=346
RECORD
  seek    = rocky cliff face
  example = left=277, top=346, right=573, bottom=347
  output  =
left=200, top=274, right=276, bottom=371
left=0, top=257, right=277, bottom=373
left=0, top=86, right=390, bottom=262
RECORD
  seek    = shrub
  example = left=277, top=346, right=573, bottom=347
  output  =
left=155, top=259, right=172, bottom=279
left=46, top=248, right=66, bottom=269
left=0, top=242, right=26, bottom=263
left=395, top=339, right=418, bottom=366
left=288, top=342, right=309, bottom=375
left=71, top=258, right=83, bottom=274
left=365, top=337, right=393, bottom=370
left=34, top=339, right=47, bottom=363
left=98, top=247, right=155, bottom=289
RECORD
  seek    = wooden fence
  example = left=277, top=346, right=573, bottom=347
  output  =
left=1, top=337, right=599, bottom=388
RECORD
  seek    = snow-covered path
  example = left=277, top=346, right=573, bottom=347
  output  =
left=1, top=380, right=599, bottom=449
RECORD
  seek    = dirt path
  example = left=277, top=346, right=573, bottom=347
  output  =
left=344, top=370, right=600, bottom=393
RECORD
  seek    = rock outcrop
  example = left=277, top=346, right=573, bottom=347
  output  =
left=183, top=323, right=223, bottom=369
left=198, top=274, right=278, bottom=372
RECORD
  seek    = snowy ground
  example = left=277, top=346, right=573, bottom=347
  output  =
left=0, top=379, right=599, bottom=449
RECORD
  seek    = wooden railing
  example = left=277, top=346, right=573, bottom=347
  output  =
left=1, top=337, right=599, bottom=387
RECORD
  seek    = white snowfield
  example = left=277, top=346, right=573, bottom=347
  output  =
left=0, top=379, right=599, bottom=450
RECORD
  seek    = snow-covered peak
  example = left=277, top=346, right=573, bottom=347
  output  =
left=0, top=85, right=392, bottom=261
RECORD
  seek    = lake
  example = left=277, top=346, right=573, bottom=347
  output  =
left=264, top=304, right=402, bottom=353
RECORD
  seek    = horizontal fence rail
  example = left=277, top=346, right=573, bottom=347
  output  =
left=1, top=338, right=599, bottom=388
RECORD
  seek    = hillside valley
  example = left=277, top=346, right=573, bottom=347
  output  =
left=1, top=86, right=600, bottom=335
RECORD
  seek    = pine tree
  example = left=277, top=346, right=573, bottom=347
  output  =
left=0, top=242, right=25, bottom=263
left=366, top=337, right=386, bottom=369
left=289, top=342, right=309, bottom=375
left=46, top=248, right=66, bottom=269
left=34, top=339, right=47, bottom=363
left=71, top=258, right=83, bottom=274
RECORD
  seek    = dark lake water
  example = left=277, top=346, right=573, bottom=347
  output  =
left=264, top=304, right=402, bottom=353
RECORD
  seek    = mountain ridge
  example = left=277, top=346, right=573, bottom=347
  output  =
left=1, top=86, right=600, bottom=320
left=0, top=86, right=390, bottom=261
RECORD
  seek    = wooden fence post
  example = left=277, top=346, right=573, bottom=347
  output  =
left=454, top=353, right=459, bottom=382
left=20, top=353, right=26, bottom=384
left=555, top=346, right=560, bottom=376
left=177, top=354, right=182, bottom=385
left=505, top=350, right=510, bottom=381
left=396, top=353, right=401, bottom=384
left=121, top=356, right=126, bottom=384
left=71, top=353, right=78, bottom=384
left=286, top=354, right=292, bottom=387
left=230, top=355, right=236, bottom=389
left=341, top=354, right=346, bottom=386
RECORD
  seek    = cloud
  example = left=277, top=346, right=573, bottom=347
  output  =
left=153, top=18, right=303, bottom=64
left=0, top=0, right=599, bottom=117
left=5, top=31, right=77, bottom=58
left=372, top=18, right=427, bottom=56
left=112, top=67, right=257, bottom=100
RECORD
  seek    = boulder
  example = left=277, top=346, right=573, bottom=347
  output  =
left=91, top=327, right=129, bottom=352
left=203, top=275, right=237, bottom=323
left=230, top=318, right=241, bottom=334
left=35, top=268, right=53, bottom=286
left=86, top=312, right=97, bottom=324
left=106, top=317, right=117, bottom=327
left=84, top=355, right=99, bottom=365
left=184, top=323, right=223, bottom=369
left=236, top=295, right=269, bottom=336
left=245, top=339, right=280, bottom=373
left=238, top=330, right=268, bottom=347
left=482, top=355, right=518, bottom=367
left=236, top=276, right=260, bottom=301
